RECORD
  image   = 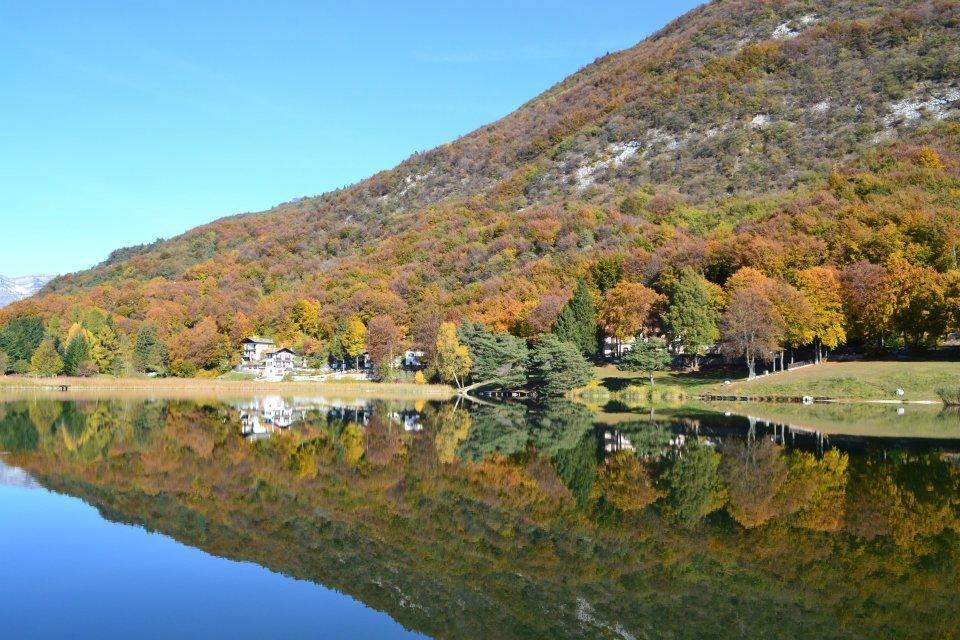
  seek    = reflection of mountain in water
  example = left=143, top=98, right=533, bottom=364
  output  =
left=0, top=458, right=40, bottom=489
left=2, top=397, right=959, bottom=639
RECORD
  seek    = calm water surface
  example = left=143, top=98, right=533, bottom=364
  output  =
left=1, top=395, right=958, bottom=639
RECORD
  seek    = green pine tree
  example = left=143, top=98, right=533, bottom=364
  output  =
left=618, top=336, right=673, bottom=386
left=457, top=322, right=529, bottom=391
left=134, top=324, right=169, bottom=374
left=0, top=315, right=45, bottom=363
left=528, top=334, right=594, bottom=396
left=554, top=279, right=597, bottom=356
left=63, top=333, right=91, bottom=376
left=662, top=267, right=719, bottom=369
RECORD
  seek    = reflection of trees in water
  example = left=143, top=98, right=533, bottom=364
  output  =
left=551, top=431, right=597, bottom=508
left=3, top=397, right=960, bottom=638
left=0, top=399, right=171, bottom=460
left=659, top=443, right=725, bottom=528
left=721, top=438, right=787, bottom=528
left=845, top=450, right=960, bottom=547
left=594, top=450, right=662, bottom=512
left=455, top=400, right=595, bottom=462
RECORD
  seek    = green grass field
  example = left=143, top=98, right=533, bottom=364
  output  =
left=595, top=360, right=960, bottom=402
left=716, top=360, right=960, bottom=401
left=594, top=364, right=729, bottom=392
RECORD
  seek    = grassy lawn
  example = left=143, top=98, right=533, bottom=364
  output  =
left=704, top=360, right=960, bottom=402
left=594, top=363, right=731, bottom=393
left=595, top=360, right=960, bottom=402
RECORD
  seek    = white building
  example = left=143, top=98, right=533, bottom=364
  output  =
left=603, top=335, right=637, bottom=359
left=263, top=348, right=299, bottom=378
left=242, top=337, right=276, bottom=364
left=403, top=350, right=426, bottom=368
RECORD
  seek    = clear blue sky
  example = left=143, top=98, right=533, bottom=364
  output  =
left=0, top=1, right=701, bottom=276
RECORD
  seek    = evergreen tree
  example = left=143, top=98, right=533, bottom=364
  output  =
left=329, top=319, right=348, bottom=364
left=134, top=324, right=168, bottom=374
left=457, top=322, right=529, bottom=390
left=662, top=267, right=719, bottom=369
left=0, top=350, right=9, bottom=375
left=618, top=336, right=673, bottom=386
left=554, top=279, right=597, bottom=355
left=528, top=334, right=594, bottom=396
left=0, top=315, right=45, bottom=363
left=30, top=338, right=64, bottom=377
left=63, top=333, right=91, bottom=376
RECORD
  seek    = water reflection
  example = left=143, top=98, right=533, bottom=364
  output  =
left=1, top=396, right=959, bottom=639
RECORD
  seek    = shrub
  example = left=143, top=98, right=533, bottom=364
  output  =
left=936, top=387, right=960, bottom=406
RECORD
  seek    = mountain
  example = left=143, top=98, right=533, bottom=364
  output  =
left=3, top=0, right=960, bottom=369
left=0, top=275, right=54, bottom=308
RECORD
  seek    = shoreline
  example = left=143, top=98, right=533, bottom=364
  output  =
left=0, top=375, right=456, bottom=400
left=698, top=394, right=944, bottom=406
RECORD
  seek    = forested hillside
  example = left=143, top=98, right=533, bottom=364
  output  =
left=3, top=0, right=960, bottom=375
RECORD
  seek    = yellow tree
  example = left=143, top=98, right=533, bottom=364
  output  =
left=770, top=280, right=815, bottom=369
left=90, top=323, right=121, bottom=374
left=724, top=267, right=770, bottom=294
left=598, top=281, right=664, bottom=357
left=30, top=339, right=64, bottom=377
left=795, top=267, right=846, bottom=362
left=434, top=322, right=472, bottom=389
left=944, top=270, right=960, bottom=336
left=291, top=299, right=325, bottom=339
left=339, top=316, right=368, bottom=370
left=883, top=255, right=949, bottom=348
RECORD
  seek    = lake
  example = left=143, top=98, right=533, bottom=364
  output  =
left=1, top=394, right=958, bottom=639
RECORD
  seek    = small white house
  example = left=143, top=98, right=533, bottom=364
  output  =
left=242, top=337, right=276, bottom=363
left=264, top=348, right=298, bottom=377
left=603, top=336, right=637, bottom=359
left=403, top=350, right=426, bottom=368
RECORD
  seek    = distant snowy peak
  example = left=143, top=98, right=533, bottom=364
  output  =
left=0, top=274, right=55, bottom=308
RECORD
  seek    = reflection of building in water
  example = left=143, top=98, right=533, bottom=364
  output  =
left=391, top=410, right=423, bottom=432
left=236, top=396, right=419, bottom=441
left=746, top=415, right=830, bottom=454
left=238, top=396, right=300, bottom=440
left=597, top=425, right=714, bottom=461
left=602, top=430, right=634, bottom=453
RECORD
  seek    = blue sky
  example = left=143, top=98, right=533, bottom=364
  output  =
left=0, top=1, right=701, bottom=276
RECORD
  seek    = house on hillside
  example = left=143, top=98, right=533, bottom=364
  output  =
left=264, top=347, right=299, bottom=377
left=403, top=350, right=426, bottom=369
left=242, top=337, right=276, bottom=363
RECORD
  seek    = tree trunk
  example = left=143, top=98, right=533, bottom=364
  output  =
left=649, top=372, right=655, bottom=387
left=747, top=356, right=756, bottom=379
